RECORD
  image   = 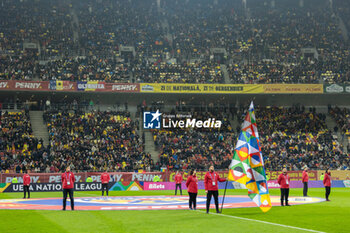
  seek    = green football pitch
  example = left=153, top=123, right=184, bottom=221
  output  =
left=0, top=188, right=349, bottom=233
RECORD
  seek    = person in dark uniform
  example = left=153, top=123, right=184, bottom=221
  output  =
left=278, top=168, right=291, bottom=206
left=204, top=165, right=226, bottom=213
left=61, top=166, right=75, bottom=210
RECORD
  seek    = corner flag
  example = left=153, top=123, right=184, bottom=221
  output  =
left=228, top=101, right=272, bottom=212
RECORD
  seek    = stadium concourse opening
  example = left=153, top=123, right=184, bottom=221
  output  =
left=0, top=195, right=324, bottom=211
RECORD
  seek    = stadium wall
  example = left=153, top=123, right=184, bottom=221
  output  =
left=2, top=80, right=350, bottom=95
left=2, top=85, right=350, bottom=109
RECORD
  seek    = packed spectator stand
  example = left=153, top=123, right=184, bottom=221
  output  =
left=132, top=60, right=224, bottom=83
left=329, top=107, right=350, bottom=148
left=1, top=0, right=350, bottom=173
left=0, top=108, right=155, bottom=173
left=42, top=110, right=153, bottom=172
left=1, top=0, right=349, bottom=84
left=0, top=110, right=45, bottom=173
left=38, top=56, right=131, bottom=82
left=256, top=106, right=348, bottom=171
left=1, top=102, right=350, bottom=173
left=153, top=109, right=235, bottom=171
left=152, top=104, right=349, bottom=171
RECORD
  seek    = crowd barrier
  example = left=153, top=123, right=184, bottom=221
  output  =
left=2, top=180, right=349, bottom=193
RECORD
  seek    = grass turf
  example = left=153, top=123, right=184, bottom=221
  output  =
left=0, top=188, right=349, bottom=233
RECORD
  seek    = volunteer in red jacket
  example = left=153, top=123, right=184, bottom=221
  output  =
left=278, top=168, right=291, bottom=206
left=174, top=171, right=183, bottom=195
left=61, top=166, right=75, bottom=210
left=302, top=167, right=309, bottom=197
left=101, top=170, right=111, bottom=198
left=204, top=165, right=226, bottom=213
left=323, top=168, right=331, bottom=201
left=23, top=171, right=31, bottom=199
left=186, top=170, right=198, bottom=210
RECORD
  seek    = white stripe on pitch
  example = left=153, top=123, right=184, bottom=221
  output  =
left=198, top=211, right=325, bottom=233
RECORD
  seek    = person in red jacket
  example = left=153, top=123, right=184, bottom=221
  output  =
left=101, top=170, right=111, bottom=198
left=186, top=170, right=198, bottom=210
left=323, top=168, right=331, bottom=201
left=174, top=171, right=183, bottom=195
left=23, top=171, right=31, bottom=199
left=61, top=166, right=75, bottom=210
left=204, top=165, right=226, bottom=213
left=278, top=168, right=291, bottom=206
left=302, top=167, right=309, bottom=197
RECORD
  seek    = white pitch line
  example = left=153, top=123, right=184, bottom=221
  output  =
left=198, top=211, right=325, bottom=233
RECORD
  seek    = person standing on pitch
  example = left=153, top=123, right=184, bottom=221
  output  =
left=186, top=170, right=198, bottom=210
left=101, top=170, right=110, bottom=198
left=23, top=171, right=31, bottom=199
left=204, top=165, right=226, bottom=213
left=174, top=171, right=183, bottom=195
left=278, top=168, right=291, bottom=206
left=323, top=168, right=332, bottom=201
left=61, top=166, right=75, bottom=211
left=302, top=167, right=309, bottom=197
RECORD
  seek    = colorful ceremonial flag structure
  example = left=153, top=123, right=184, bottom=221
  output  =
left=228, top=101, right=272, bottom=212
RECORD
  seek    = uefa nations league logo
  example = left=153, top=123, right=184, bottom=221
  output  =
left=143, top=110, right=162, bottom=129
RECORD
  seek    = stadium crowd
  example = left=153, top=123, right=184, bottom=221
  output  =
left=228, top=0, right=349, bottom=84
left=0, top=52, right=37, bottom=81
left=1, top=0, right=350, bottom=173
left=227, top=61, right=319, bottom=84
left=132, top=60, right=224, bottom=83
left=0, top=110, right=45, bottom=173
left=329, top=107, right=350, bottom=147
left=1, top=0, right=349, bottom=84
left=0, top=109, right=155, bottom=173
left=38, top=56, right=131, bottom=82
left=74, top=0, right=170, bottom=58
left=152, top=105, right=350, bottom=171
left=256, top=106, right=349, bottom=171
left=0, top=0, right=75, bottom=58
left=1, top=104, right=350, bottom=173
left=153, top=109, right=235, bottom=171
left=43, top=110, right=153, bottom=172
